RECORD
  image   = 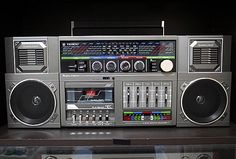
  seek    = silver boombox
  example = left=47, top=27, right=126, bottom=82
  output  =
left=4, top=35, right=231, bottom=128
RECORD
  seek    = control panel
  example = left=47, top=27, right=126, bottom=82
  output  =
left=122, top=81, right=172, bottom=124
left=60, top=40, right=176, bottom=73
left=66, top=109, right=114, bottom=126
left=63, top=82, right=115, bottom=126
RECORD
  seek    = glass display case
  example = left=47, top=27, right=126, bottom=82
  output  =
left=0, top=144, right=235, bottom=159
left=1, top=124, right=236, bottom=158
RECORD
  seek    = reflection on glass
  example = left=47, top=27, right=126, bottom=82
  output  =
left=66, top=88, right=114, bottom=104
left=0, top=144, right=235, bottom=159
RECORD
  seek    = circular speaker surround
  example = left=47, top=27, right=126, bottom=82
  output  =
left=181, top=78, right=228, bottom=125
left=197, top=154, right=212, bottom=159
left=9, top=79, right=56, bottom=127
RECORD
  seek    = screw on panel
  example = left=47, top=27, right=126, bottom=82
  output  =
left=48, top=83, right=56, bottom=92
left=220, top=112, right=228, bottom=121
left=180, top=82, right=189, bottom=91
left=8, top=83, right=16, bottom=92
left=221, top=81, right=229, bottom=90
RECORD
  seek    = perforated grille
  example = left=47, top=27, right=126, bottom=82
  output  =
left=14, top=41, right=47, bottom=72
left=193, top=47, right=219, bottom=64
left=189, top=39, right=222, bottom=72
left=18, top=49, right=44, bottom=66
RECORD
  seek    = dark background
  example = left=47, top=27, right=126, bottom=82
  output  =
left=0, top=0, right=235, bottom=125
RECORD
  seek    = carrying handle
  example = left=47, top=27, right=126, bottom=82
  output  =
left=70, top=20, right=166, bottom=36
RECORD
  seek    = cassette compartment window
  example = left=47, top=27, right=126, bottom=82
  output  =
left=66, top=88, right=114, bottom=104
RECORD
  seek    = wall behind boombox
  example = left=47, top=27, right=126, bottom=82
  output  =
left=0, top=0, right=235, bottom=125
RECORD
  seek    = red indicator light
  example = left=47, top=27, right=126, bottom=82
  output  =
left=143, top=111, right=151, bottom=115
left=86, top=90, right=96, bottom=96
left=163, top=115, right=172, bottom=120
left=123, top=116, right=131, bottom=121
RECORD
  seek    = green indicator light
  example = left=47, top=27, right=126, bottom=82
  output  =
left=153, top=116, right=157, bottom=120
left=138, top=116, right=141, bottom=120
left=155, top=116, right=159, bottom=121
left=147, top=56, right=175, bottom=59
left=161, top=111, right=171, bottom=114
left=61, top=56, right=90, bottom=60
left=124, top=112, right=134, bottom=115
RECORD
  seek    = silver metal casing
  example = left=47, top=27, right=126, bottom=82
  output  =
left=3, top=35, right=232, bottom=128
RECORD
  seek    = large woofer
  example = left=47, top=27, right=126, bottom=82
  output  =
left=181, top=78, right=228, bottom=125
left=9, top=80, right=56, bottom=126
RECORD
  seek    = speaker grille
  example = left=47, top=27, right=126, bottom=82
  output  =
left=15, top=41, right=47, bottom=73
left=193, top=47, right=219, bottom=64
left=18, top=49, right=44, bottom=65
left=189, top=39, right=222, bottom=72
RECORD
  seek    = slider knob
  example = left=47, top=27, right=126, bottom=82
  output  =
left=134, top=60, right=145, bottom=72
left=120, top=61, right=131, bottom=72
left=160, top=60, right=173, bottom=72
left=106, top=61, right=117, bottom=72
left=92, top=61, right=103, bottom=72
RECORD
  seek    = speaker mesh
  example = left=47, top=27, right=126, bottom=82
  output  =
left=10, top=80, right=55, bottom=125
left=182, top=79, right=227, bottom=124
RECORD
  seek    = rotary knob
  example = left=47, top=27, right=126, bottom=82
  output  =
left=120, top=61, right=131, bottom=72
left=92, top=61, right=103, bottom=72
left=160, top=59, right=174, bottom=72
left=134, top=60, right=145, bottom=72
left=106, top=61, right=117, bottom=72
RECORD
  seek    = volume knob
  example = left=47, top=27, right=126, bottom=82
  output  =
left=92, top=61, right=103, bottom=72
left=120, top=61, right=131, bottom=72
left=134, top=60, right=145, bottom=72
left=160, top=60, right=173, bottom=72
left=106, top=61, right=117, bottom=72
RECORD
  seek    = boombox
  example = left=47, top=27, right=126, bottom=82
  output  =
left=4, top=35, right=232, bottom=128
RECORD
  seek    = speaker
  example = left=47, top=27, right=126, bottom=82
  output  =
left=177, top=36, right=231, bottom=127
left=5, top=73, right=60, bottom=128
left=177, top=73, right=231, bottom=127
left=157, top=152, right=213, bottom=159
left=4, top=37, right=60, bottom=128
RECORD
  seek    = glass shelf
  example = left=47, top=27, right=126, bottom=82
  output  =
left=0, top=144, right=235, bottom=159
left=1, top=124, right=236, bottom=146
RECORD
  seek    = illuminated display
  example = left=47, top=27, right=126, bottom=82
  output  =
left=60, top=40, right=176, bottom=59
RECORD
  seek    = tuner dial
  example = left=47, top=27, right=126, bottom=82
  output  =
left=120, top=61, right=131, bottom=72
left=92, top=61, right=103, bottom=72
left=106, top=61, right=117, bottom=72
left=134, top=60, right=145, bottom=72
left=160, top=60, right=174, bottom=72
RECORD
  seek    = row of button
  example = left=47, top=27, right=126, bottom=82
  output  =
left=69, top=114, right=110, bottom=124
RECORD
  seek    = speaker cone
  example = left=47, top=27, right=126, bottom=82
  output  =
left=181, top=78, right=227, bottom=125
left=10, top=80, right=56, bottom=126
